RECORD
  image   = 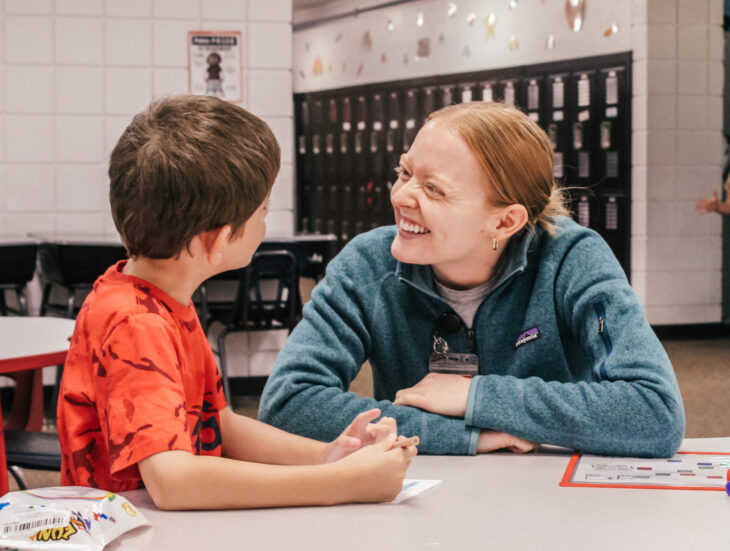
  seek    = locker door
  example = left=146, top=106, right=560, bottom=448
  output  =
left=421, top=86, right=436, bottom=123
left=325, top=97, right=339, bottom=235
left=459, top=83, right=476, bottom=104
left=353, top=95, right=369, bottom=237
left=295, top=97, right=311, bottom=233
left=546, top=74, right=571, bottom=187
left=368, top=92, right=386, bottom=230
left=383, top=90, right=402, bottom=226
left=402, top=88, right=419, bottom=151
left=311, top=99, right=325, bottom=234
left=480, top=81, right=497, bottom=103
left=523, top=77, right=544, bottom=124
left=338, top=99, right=353, bottom=242
left=569, top=71, right=598, bottom=204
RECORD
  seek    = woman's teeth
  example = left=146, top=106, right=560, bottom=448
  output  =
left=399, top=220, right=430, bottom=234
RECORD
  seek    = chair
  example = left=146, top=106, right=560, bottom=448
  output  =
left=0, top=242, right=38, bottom=316
left=4, top=431, right=61, bottom=489
left=203, top=249, right=302, bottom=401
left=38, top=242, right=127, bottom=318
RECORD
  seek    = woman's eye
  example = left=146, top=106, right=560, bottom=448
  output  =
left=424, top=182, right=442, bottom=196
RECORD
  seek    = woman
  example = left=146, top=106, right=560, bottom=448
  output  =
left=260, top=102, right=685, bottom=457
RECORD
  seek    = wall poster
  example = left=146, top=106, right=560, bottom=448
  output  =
left=188, top=31, right=242, bottom=103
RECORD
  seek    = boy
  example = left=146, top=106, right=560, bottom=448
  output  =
left=57, top=95, right=416, bottom=510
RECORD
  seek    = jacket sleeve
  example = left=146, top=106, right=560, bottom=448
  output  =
left=259, top=239, right=480, bottom=455
left=464, top=232, right=685, bottom=457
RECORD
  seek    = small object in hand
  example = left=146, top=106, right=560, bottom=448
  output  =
left=392, top=436, right=420, bottom=448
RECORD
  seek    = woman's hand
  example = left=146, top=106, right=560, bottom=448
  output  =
left=696, top=191, right=718, bottom=214
left=322, top=408, right=397, bottom=463
left=477, top=430, right=537, bottom=453
left=393, top=373, right=471, bottom=418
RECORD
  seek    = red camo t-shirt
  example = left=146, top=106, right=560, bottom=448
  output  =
left=57, top=261, right=227, bottom=492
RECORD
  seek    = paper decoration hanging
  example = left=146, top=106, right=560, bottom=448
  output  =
left=360, top=31, right=373, bottom=53
left=565, top=0, right=585, bottom=32
left=335, top=33, right=343, bottom=42
left=327, top=63, right=332, bottom=72
left=403, top=53, right=409, bottom=65
left=509, top=0, right=518, bottom=9
left=462, top=45, right=471, bottom=57
left=305, top=42, right=310, bottom=52
left=342, top=63, right=347, bottom=72
left=467, top=12, right=476, bottom=25
left=380, top=53, right=387, bottom=63
left=416, top=37, right=431, bottom=59
left=484, top=13, right=496, bottom=39
left=387, top=19, right=395, bottom=32
left=508, top=35, right=518, bottom=50
left=546, top=34, right=555, bottom=49
left=298, top=69, right=306, bottom=79
left=603, top=23, right=619, bottom=37
left=417, top=11, right=424, bottom=26
left=356, top=62, right=364, bottom=76
left=312, top=57, right=323, bottom=76
left=448, top=2, right=457, bottom=16
left=439, top=33, right=445, bottom=44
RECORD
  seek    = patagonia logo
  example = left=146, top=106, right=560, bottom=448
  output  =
left=515, top=327, right=541, bottom=349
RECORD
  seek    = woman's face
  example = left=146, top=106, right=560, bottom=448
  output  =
left=390, top=118, right=499, bottom=287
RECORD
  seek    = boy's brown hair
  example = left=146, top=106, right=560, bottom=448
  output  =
left=109, top=95, right=280, bottom=258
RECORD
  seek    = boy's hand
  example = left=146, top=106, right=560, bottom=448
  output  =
left=322, top=408, right=397, bottom=463
left=336, top=432, right=418, bottom=503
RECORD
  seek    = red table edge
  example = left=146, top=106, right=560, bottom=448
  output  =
left=0, top=350, right=69, bottom=497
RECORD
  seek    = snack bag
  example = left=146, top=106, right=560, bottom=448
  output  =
left=0, top=486, right=150, bottom=550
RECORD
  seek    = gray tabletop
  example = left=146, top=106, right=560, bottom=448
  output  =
left=113, top=438, right=730, bottom=550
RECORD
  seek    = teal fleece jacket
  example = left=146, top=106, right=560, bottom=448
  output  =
left=259, top=217, right=685, bottom=457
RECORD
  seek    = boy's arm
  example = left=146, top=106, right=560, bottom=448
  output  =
left=137, top=433, right=415, bottom=510
left=218, top=407, right=392, bottom=465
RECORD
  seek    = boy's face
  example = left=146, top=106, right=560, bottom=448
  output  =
left=226, top=192, right=270, bottom=269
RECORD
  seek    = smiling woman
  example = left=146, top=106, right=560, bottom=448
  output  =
left=259, top=101, right=686, bottom=459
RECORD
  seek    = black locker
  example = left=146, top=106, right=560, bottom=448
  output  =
left=480, top=81, right=497, bottom=103
left=295, top=98, right=311, bottom=233
left=310, top=99, right=326, bottom=234
left=421, top=86, right=437, bottom=122
left=523, top=77, right=544, bottom=125
left=546, top=73, right=571, bottom=186
left=402, top=88, right=419, bottom=151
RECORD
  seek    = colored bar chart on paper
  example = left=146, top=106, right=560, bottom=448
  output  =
left=560, top=452, right=730, bottom=491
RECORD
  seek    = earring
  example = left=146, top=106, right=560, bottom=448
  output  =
left=492, top=237, right=498, bottom=251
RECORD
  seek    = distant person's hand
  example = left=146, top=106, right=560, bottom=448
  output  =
left=696, top=190, right=718, bottom=214
left=322, top=408, right=396, bottom=463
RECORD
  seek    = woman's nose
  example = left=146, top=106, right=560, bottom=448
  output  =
left=391, top=180, right=418, bottom=209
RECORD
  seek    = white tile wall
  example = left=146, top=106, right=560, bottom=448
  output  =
left=152, top=67, right=189, bottom=98
left=152, top=20, right=194, bottom=67
left=248, top=22, right=292, bottom=68
left=247, top=70, right=293, bottom=116
left=105, top=67, right=152, bottom=114
left=56, top=0, right=103, bottom=16
left=55, top=115, right=104, bottom=162
left=248, top=0, right=292, bottom=22
left=153, top=0, right=200, bottom=20
left=3, top=164, right=55, bottom=211
left=105, top=19, right=152, bottom=66
left=202, top=0, right=247, bottom=21
left=4, top=115, right=54, bottom=162
left=4, top=0, right=52, bottom=15
left=104, top=0, right=151, bottom=18
left=55, top=164, right=106, bottom=211
left=5, top=66, right=55, bottom=113
left=4, top=16, right=54, bottom=64
left=55, top=66, right=103, bottom=113
left=55, top=18, right=104, bottom=65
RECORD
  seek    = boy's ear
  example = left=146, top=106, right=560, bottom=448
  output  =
left=494, top=204, right=529, bottom=240
left=203, top=226, right=232, bottom=266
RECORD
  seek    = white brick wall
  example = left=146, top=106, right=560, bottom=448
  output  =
left=0, top=0, right=294, bottom=377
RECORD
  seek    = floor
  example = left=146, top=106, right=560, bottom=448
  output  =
left=8, top=336, right=730, bottom=492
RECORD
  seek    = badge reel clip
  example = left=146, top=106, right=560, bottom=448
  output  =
left=428, top=313, right=479, bottom=377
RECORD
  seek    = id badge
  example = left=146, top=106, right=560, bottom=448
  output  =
left=428, top=352, right=479, bottom=376
left=428, top=335, right=479, bottom=377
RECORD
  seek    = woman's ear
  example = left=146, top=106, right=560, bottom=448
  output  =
left=495, top=204, right=529, bottom=240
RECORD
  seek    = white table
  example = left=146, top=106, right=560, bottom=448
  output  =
left=114, top=438, right=730, bottom=550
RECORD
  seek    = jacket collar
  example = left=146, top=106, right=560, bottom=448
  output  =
left=394, top=228, right=537, bottom=300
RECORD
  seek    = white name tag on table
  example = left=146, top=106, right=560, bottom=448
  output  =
left=392, top=479, right=442, bottom=504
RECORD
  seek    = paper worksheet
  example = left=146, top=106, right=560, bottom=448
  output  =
left=561, top=451, right=730, bottom=490
left=392, top=479, right=442, bottom=503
